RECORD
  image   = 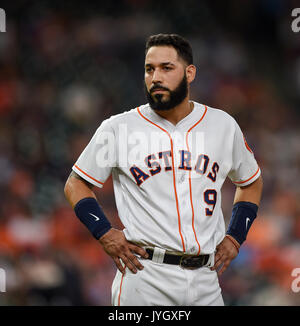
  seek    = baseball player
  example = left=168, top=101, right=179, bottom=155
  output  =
left=64, top=34, right=263, bottom=306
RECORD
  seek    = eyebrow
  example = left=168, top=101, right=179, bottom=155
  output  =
left=145, top=62, right=175, bottom=67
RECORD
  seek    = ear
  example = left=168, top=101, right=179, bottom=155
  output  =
left=185, top=64, right=196, bottom=84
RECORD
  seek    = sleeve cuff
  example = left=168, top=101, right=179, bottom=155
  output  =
left=72, top=164, right=105, bottom=188
left=231, top=167, right=261, bottom=187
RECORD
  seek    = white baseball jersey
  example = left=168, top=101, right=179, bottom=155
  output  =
left=73, top=101, right=261, bottom=256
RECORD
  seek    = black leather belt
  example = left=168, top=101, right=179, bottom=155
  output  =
left=145, top=248, right=209, bottom=269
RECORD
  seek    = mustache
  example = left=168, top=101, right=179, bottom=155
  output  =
left=150, top=84, right=170, bottom=93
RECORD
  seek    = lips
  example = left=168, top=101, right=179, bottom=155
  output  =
left=152, top=89, right=166, bottom=93
left=151, top=88, right=168, bottom=93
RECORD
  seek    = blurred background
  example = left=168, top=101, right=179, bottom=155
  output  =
left=0, top=0, right=300, bottom=306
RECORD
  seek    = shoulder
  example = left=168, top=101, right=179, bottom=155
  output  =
left=204, top=104, right=236, bottom=124
left=97, top=105, right=147, bottom=130
left=199, top=103, right=238, bottom=129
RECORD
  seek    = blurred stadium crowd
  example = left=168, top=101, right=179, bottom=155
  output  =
left=0, top=0, right=300, bottom=305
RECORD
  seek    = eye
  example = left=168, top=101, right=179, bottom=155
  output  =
left=163, top=66, right=172, bottom=71
left=145, top=66, right=153, bottom=73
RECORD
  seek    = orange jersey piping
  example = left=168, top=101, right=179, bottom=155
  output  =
left=186, top=105, right=208, bottom=255
left=137, top=106, right=186, bottom=252
left=74, top=164, right=104, bottom=185
left=233, top=167, right=260, bottom=185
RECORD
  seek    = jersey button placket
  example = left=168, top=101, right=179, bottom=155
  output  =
left=172, top=128, right=189, bottom=252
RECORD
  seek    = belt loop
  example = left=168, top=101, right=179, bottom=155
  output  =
left=152, top=247, right=166, bottom=264
left=206, top=252, right=215, bottom=268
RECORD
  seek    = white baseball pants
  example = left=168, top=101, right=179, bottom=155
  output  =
left=111, top=249, right=224, bottom=306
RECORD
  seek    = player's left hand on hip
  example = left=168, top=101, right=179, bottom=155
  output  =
left=210, top=236, right=239, bottom=276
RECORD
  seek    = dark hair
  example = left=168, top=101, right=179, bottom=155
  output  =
left=145, top=33, right=193, bottom=65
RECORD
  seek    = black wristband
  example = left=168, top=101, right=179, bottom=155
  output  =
left=226, top=201, right=258, bottom=245
left=74, top=197, right=112, bottom=240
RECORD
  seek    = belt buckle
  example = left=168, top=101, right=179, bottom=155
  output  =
left=180, top=255, right=203, bottom=269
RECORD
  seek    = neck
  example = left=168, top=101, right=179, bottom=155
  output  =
left=154, top=97, right=194, bottom=126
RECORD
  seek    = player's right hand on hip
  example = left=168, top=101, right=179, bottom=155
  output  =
left=98, top=228, right=149, bottom=274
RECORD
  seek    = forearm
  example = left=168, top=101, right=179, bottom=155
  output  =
left=64, top=171, right=112, bottom=240
left=233, top=175, right=263, bottom=206
left=64, top=171, right=97, bottom=208
left=64, top=171, right=148, bottom=274
left=212, top=176, right=263, bottom=275
left=226, top=175, right=263, bottom=246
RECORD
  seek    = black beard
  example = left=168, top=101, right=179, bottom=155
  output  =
left=144, top=74, right=188, bottom=111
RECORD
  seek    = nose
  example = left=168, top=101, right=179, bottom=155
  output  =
left=151, top=68, right=163, bottom=84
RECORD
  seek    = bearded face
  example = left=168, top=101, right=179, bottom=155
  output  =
left=144, top=73, right=188, bottom=111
